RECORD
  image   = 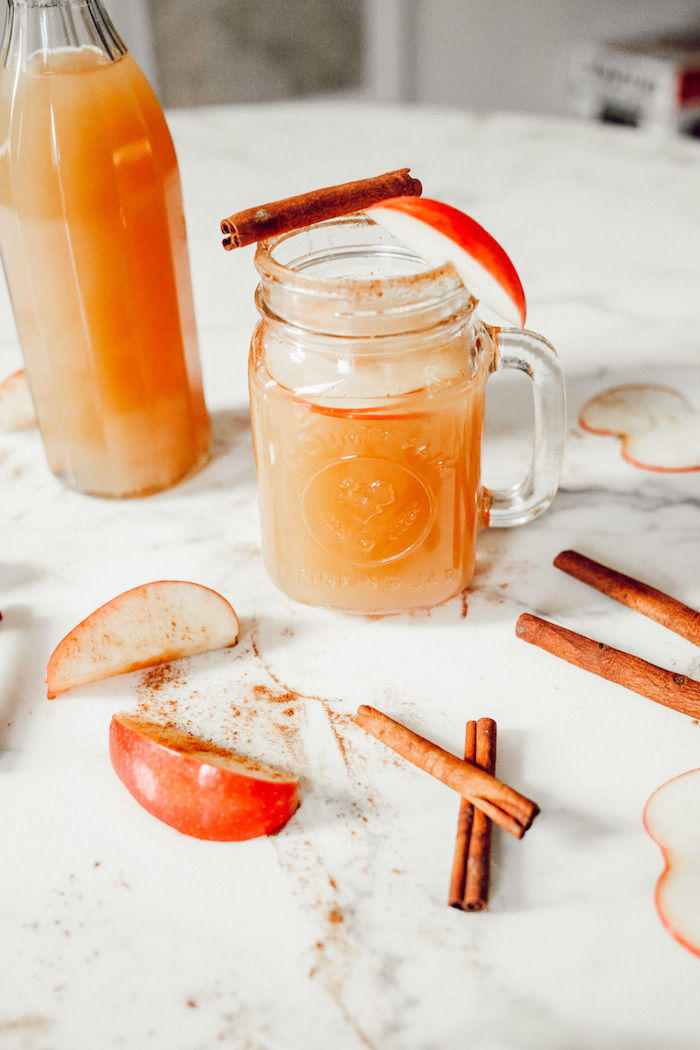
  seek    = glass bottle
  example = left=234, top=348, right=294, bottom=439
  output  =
left=249, top=216, right=566, bottom=614
left=0, top=0, right=210, bottom=497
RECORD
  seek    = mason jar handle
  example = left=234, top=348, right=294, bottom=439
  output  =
left=484, top=327, right=566, bottom=528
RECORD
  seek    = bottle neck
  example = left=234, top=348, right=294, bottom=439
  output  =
left=2, top=0, right=126, bottom=72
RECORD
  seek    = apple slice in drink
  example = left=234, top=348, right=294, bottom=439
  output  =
left=0, top=369, right=36, bottom=431
left=644, top=768, right=700, bottom=957
left=46, top=580, right=240, bottom=698
left=110, top=712, right=299, bottom=840
left=366, top=196, right=527, bottom=327
left=579, top=384, right=700, bottom=472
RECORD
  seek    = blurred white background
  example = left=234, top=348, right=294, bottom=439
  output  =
left=104, top=0, right=700, bottom=115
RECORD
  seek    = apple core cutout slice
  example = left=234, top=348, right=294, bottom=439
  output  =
left=579, top=384, right=700, bottom=472
left=644, top=767, right=700, bottom=957
left=0, top=369, right=37, bottom=431
left=46, top=580, right=240, bottom=697
left=110, top=712, right=299, bottom=841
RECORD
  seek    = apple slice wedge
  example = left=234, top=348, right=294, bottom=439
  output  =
left=0, top=368, right=37, bottom=431
left=46, top=580, right=239, bottom=698
left=579, top=384, right=700, bottom=472
left=366, top=196, right=526, bottom=327
left=110, top=712, right=299, bottom=841
left=643, top=768, right=700, bottom=957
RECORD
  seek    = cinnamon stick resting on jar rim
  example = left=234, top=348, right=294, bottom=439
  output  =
left=220, top=168, right=422, bottom=249
left=354, top=705, right=538, bottom=839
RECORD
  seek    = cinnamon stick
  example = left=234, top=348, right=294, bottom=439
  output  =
left=449, top=719, right=497, bottom=912
left=554, top=550, right=700, bottom=647
left=354, top=705, right=538, bottom=839
left=516, top=613, right=700, bottom=719
left=448, top=721, right=477, bottom=908
left=220, top=168, right=422, bottom=249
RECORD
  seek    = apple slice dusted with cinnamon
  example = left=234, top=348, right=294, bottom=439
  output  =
left=644, top=768, right=700, bottom=957
left=366, top=197, right=526, bottom=327
left=110, top=712, right=299, bottom=841
left=579, top=384, right=700, bottom=472
left=46, top=581, right=239, bottom=698
left=0, top=368, right=36, bottom=431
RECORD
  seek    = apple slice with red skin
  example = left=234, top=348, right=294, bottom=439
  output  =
left=644, top=767, right=700, bottom=957
left=0, top=369, right=36, bottom=431
left=366, top=196, right=527, bottom=328
left=579, top=384, right=700, bottom=472
left=46, top=580, right=239, bottom=698
left=110, top=712, right=299, bottom=841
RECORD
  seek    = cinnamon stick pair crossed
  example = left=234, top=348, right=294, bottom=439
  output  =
left=354, top=706, right=537, bottom=912
left=517, top=550, right=700, bottom=719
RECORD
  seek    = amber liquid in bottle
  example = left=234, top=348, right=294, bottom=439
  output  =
left=0, top=6, right=210, bottom=496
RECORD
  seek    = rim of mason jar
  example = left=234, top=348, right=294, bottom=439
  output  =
left=254, top=214, right=475, bottom=311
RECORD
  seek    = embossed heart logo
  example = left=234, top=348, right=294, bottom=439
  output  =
left=301, top=457, right=434, bottom=566
left=337, top=476, right=395, bottom=526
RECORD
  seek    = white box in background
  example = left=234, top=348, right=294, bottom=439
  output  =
left=569, top=33, right=700, bottom=137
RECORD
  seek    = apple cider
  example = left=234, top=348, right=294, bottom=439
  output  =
left=249, top=217, right=497, bottom=614
left=0, top=17, right=210, bottom=497
left=250, top=369, right=489, bottom=613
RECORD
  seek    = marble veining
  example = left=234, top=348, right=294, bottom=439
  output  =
left=1, top=103, right=700, bottom=1049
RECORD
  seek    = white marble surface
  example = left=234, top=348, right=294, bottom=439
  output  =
left=1, top=101, right=700, bottom=1049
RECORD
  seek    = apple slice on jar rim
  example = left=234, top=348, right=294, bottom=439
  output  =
left=644, top=767, right=700, bottom=957
left=46, top=580, right=239, bottom=698
left=366, top=196, right=527, bottom=328
left=110, top=712, right=299, bottom=841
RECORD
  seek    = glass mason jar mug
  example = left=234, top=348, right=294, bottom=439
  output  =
left=249, top=216, right=566, bottom=614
